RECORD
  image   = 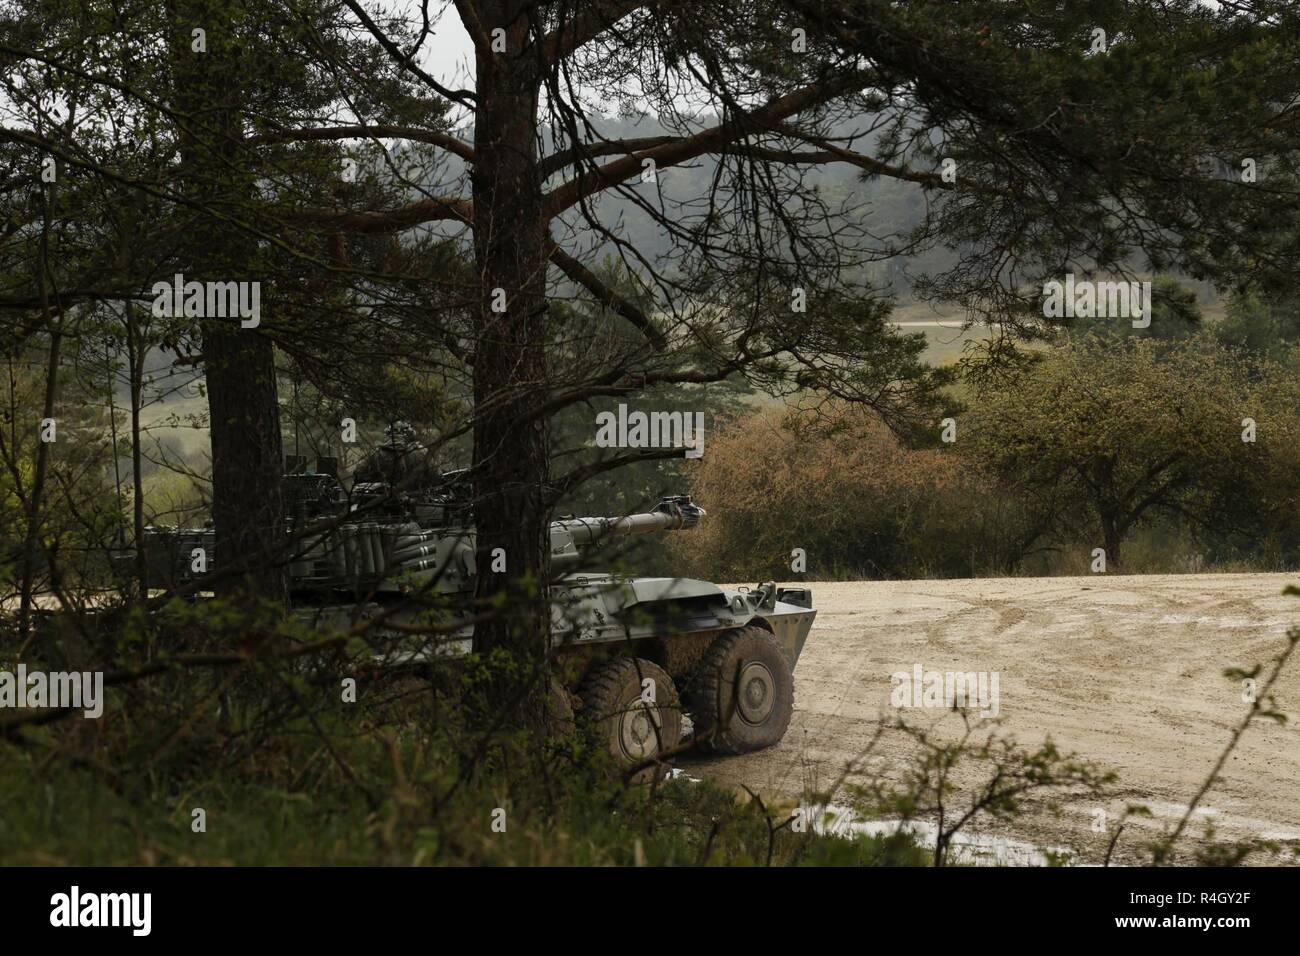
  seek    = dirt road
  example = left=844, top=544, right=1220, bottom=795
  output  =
left=689, top=574, right=1300, bottom=864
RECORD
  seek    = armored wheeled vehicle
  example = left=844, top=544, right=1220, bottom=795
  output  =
left=135, top=427, right=816, bottom=770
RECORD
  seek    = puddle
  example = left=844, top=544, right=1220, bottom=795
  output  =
left=1144, top=801, right=1300, bottom=842
left=663, top=773, right=1077, bottom=866
left=808, top=803, right=1077, bottom=866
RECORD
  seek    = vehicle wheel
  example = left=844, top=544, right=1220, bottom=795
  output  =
left=687, top=625, right=794, bottom=754
left=579, top=658, right=682, bottom=780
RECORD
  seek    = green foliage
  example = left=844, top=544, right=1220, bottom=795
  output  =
left=0, top=742, right=928, bottom=866
left=0, top=607, right=926, bottom=866
left=961, top=336, right=1300, bottom=569
left=1064, top=276, right=1203, bottom=344
left=858, top=716, right=1117, bottom=867
left=678, top=333, right=1300, bottom=578
left=0, top=348, right=123, bottom=594
left=1214, top=287, right=1300, bottom=360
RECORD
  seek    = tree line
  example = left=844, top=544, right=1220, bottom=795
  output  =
left=3, top=0, right=1299, bottom=741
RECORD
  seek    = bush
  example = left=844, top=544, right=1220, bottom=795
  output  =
left=672, top=336, right=1300, bottom=579
left=671, top=405, right=1033, bottom=580
left=0, top=607, right=928, bottom=867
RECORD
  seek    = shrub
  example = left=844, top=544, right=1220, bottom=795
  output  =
left=671, top=404, right=1031, bottom=580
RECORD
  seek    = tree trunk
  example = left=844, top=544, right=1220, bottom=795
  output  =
left=125, top=302, right=147, bottom=602
left=469, top=3, right=551, bottom=671
left=205, top=320, right=286, bottom=601
left=169, top=0, right=286, bottom=603
left=17, top=192, right=61, bottom=646
left=1101, top=516, right=1122, bottom=571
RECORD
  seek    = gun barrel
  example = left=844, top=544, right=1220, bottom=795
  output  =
left=555, top=511, right=681, bottom=545
left=550, top=495, right=705, bottom=560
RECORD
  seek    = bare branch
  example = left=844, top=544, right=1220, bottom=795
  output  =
left=540, top=0, right=650, bottom=64
left=540, top=136, right=677, bottom=179
left=547, top=243, right=665, bottom=350
left=542, top=78, right=865, bottom=218
left=451, top=0, right=492, bottom=55
left=289, top=194, right=473, bottom=233
left=341, top=0, right=477, bottom=108
left=246, top=124, right=476, bottom=164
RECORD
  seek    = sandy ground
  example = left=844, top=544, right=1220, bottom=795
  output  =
left=687, top=574, right=1300, bottom=865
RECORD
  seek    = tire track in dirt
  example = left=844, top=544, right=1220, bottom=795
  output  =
left=693, top=573, right=1300, bottom=864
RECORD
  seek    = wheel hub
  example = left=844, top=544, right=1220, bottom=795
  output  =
left=619, top=702, right=662, bottom=760
left=737, top=661, right=776, bottom=725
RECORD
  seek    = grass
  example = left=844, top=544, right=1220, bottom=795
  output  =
left=0, top=662, right=928, bottom=867
left=0, top=750, right=928, bottom=866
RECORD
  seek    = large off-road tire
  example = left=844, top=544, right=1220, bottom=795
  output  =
left=579, top=658, right=682, bottom=780
left=687, top=626, right=794, bottom=755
